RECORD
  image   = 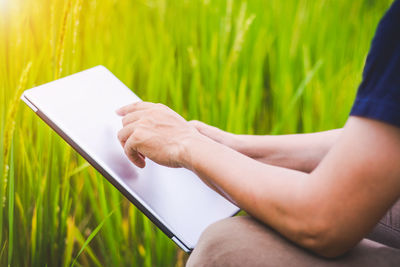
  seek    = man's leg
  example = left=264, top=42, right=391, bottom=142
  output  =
left=186, top=216, right=400, bottom=267
left=367, top=198, right=400, bottom=248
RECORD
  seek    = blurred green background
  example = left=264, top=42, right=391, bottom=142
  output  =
left=0, top=0, right=393, bottom=266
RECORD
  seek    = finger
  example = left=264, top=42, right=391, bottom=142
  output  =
left=121, top=110, right=147, bottom=127
left=118, top=123, right=136, bottom=147
left=188, top=120, right=206, bottom=131
left=188, top=120, right=228, bottom=144
left=127, top=149, right=146, bottom=168
left=116, top=101, right=156, bottom=116
left=189, top=120, right=216, bottom=135
left=124, top=137, right=146, bottom=168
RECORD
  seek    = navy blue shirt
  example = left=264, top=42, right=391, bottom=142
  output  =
left=350, top=0, right=400, bottom=127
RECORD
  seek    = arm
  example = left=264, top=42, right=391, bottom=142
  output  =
left=189, top=120, right=341, bottom=173
left=183, top=117, right=400, bottom=257
left=117, top=103, right=400, bottom=258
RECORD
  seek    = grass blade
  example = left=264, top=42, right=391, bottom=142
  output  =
left=70, top=211, right=114, bottom=267
left=7, top=145, right=14, bottom=266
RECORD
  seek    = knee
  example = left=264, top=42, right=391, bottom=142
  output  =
left=186, top=216, right=262, bottom=267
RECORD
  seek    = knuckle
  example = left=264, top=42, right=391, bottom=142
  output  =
left=122, top=116, right=129, bottom=126
left=132, top=128, right=143, bottom=139
left=124, top=137, right=138, bottom=151
left=156, top=103, right=165, bottom=109
left=133, top=102, right=141, bottom=110
left=140, top=117, right=152, bottom=125
left=128, top=127, right=142, bottom=142
left=135, top=118, right=147, bottom=128
left=149, top=109, right=158, bottom=116
left=117, top=130, right=123, bottom=140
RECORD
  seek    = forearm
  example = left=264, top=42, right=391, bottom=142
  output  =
left=118, top=102, right=400, bottom=258
left=181, top=118, right=400, bottom=258
left=230, top=129, right=342, bottom=173
left=118, top=102, right=396, bottom=258
left=181, top=136, right=314, bottom=247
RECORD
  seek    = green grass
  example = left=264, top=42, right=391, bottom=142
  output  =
left=0, top=0, right=393, bottom=266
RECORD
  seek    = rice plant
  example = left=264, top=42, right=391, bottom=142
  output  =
left=0, top=0, right=392, bottom=266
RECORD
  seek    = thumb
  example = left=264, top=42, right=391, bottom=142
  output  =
left=188, top=120, right=224, bottom=141
left=124, top=146, right=146, bottom=168
left=188, top=120, right=207, bottom=131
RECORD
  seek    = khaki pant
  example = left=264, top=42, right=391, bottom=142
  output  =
left=187, top=200, right=400, bottom=266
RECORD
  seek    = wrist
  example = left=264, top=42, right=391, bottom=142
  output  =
left=231, top=134, right=275, bottom=159
left=224, top=133, right=242, bottom=152
left=178, top=133, right=212, bottom=170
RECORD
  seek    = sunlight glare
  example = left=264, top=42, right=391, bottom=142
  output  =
left=0, top=0, right=7, bottom=10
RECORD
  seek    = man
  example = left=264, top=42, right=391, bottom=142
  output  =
left=116, top=0, right=400, bottom=265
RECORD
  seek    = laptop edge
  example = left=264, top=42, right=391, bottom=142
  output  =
left=21, top=93, right=192, bottom=252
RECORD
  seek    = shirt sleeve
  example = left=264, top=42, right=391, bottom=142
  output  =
left=350, top=0, right=400, bottom=128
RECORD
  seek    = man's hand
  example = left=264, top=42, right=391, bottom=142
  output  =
left=189, top=120, right=237, bottom=148
left=116, top=102, right=203, bottom=168
left=190, top=120, right=341, bottom=173
left=181, top=117, right=400, bottom=257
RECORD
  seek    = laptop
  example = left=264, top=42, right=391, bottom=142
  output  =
left=21, top=66, right=240, bottom=252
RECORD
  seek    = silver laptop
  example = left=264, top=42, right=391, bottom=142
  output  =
left=21, top=66, right=239, bottom=252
